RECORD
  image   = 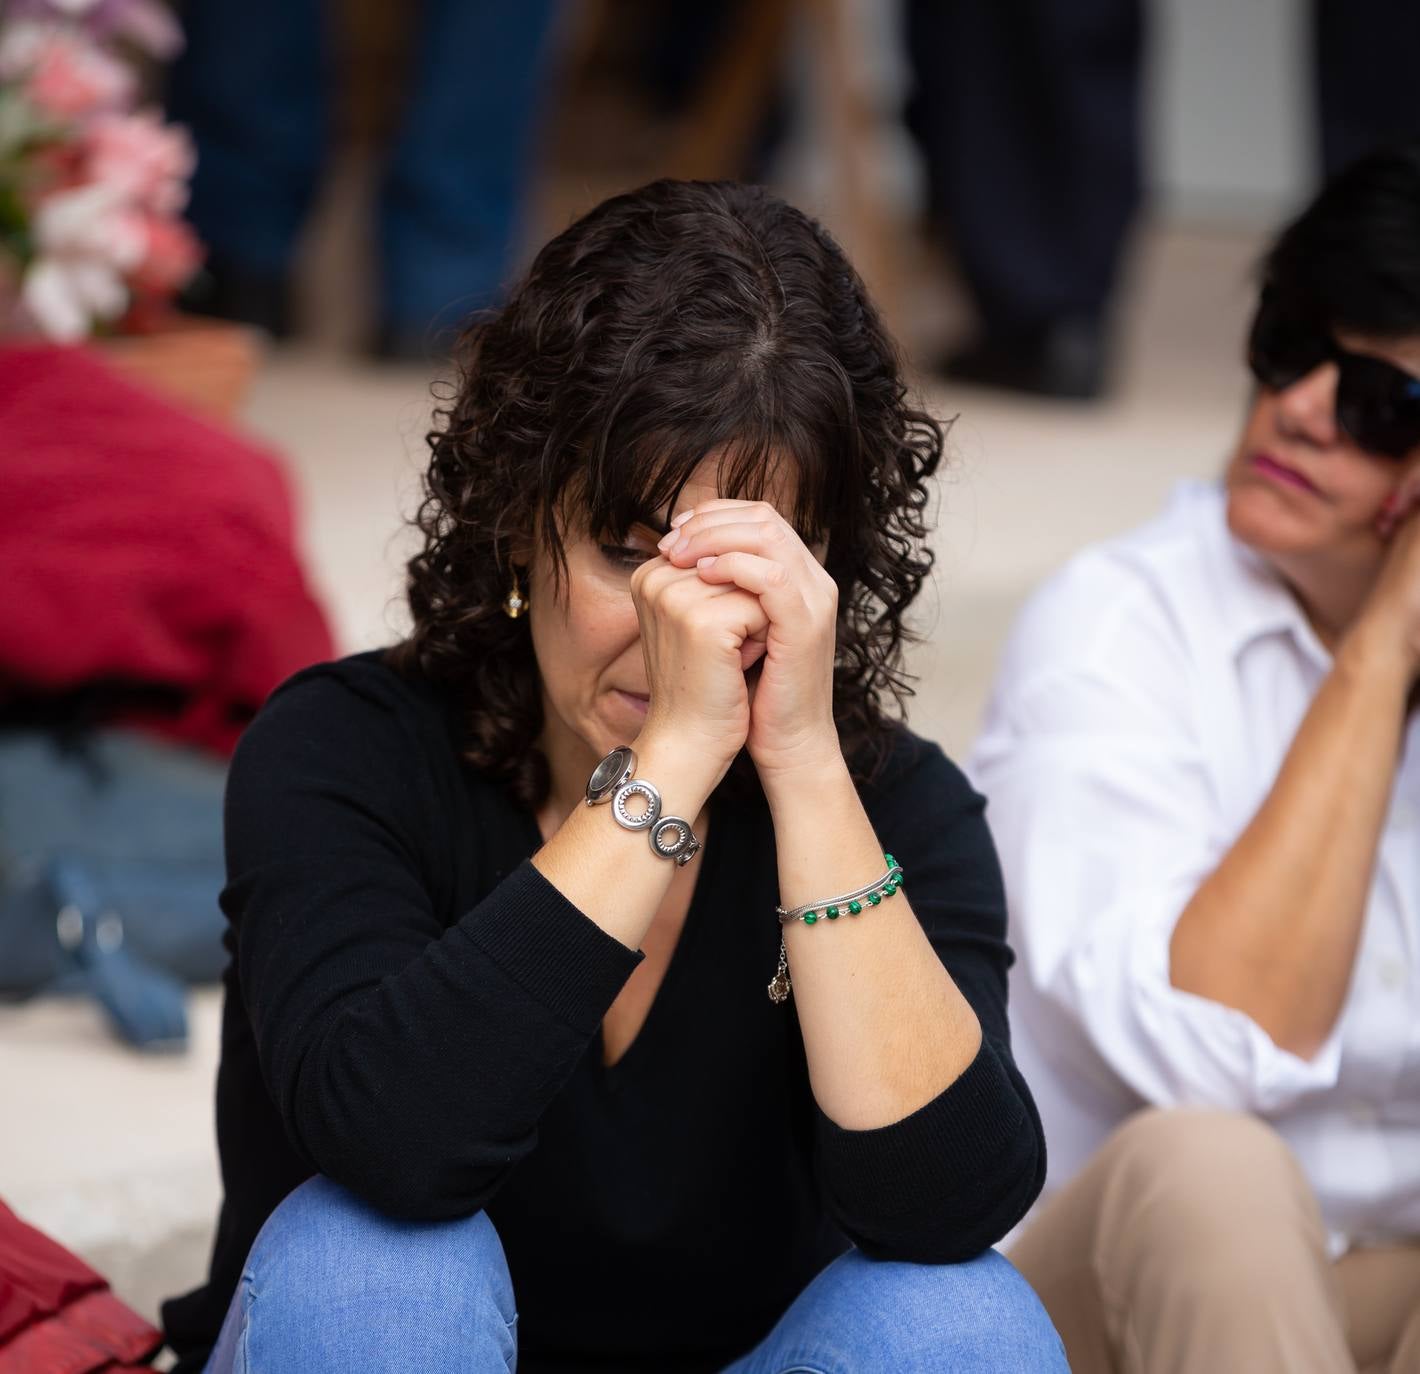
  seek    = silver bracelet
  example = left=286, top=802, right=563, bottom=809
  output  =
left=585, top=746, right=701, bottom=866
left=767, top=854, right=907, bottom=1004
left=775, top=856, right=903, bottom=925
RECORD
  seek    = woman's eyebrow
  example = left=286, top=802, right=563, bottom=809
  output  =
left=626, top=505, right=672, bottom=537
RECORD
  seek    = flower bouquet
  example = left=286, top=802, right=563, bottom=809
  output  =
left=0, top=0, right=203, bottom=341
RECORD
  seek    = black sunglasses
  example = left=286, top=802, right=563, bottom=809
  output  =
left=1247, top=294, right=1420, bottom=458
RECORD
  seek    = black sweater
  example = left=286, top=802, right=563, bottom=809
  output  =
left=163, top=652, right=1045, bottom=1373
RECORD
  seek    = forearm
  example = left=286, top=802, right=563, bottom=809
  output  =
left=767, top=758, right=982, bottom=1130
left=1170, top=625, right=1411, bottom=1056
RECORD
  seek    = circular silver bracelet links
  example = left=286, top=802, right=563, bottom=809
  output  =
left=585, top=746, right=702, bottom=865
left=612, top=779, right=662, bottom=831
left=650, top=815, right=700, bottom=866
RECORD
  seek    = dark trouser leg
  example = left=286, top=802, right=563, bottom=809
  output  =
left=1314, top=0, right=1420, bottom=176
left=166, top=0, right=329, bottom=330
left=906, top=0, right=1144, bottom=394
left=375, top=0, right=561, bottom=350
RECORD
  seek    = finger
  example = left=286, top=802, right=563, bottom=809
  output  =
left=636, top=556, right=757, bottom=606
left=668, top=498, right=763, bottom=526
left=695, top=550, right=816, bottom=638
left=661, top=519, right=812, bottom=576
left=1377, top=468, right=1420, bottom=538
left=639, top=571, right=767, bottom=674
left=1397, top=463, right=1420, bottom=515
left=659, top=503, right=794, bottom=554
left=694, top=585, right=771, bottom=668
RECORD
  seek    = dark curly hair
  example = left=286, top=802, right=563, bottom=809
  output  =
left=389, top=179, right=945, bottom=809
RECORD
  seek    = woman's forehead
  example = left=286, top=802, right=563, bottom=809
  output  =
left=672, top=447, right=798, bottom=512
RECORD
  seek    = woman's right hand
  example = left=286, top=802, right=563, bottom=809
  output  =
left=1360, top=466, right=1420, bottom=681
left=629, top=553, right=770, bottom=779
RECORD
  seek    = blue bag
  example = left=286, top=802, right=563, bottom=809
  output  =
left=0, top=729, right=228, bottom=1050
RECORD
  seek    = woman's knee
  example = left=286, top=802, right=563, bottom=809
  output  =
left=827, top=1249, right=1068, bottom=1371
left=1092, top=1108, right=1329, bottom=1295
left=238, top=1176, right=516, bottom=1371
left=1098, top=1107, right=1312, bottom=1229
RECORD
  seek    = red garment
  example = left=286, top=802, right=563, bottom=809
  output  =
left=0, top=1198, right=161, bottom=1371
left=0, top=343, right=335, bottom=757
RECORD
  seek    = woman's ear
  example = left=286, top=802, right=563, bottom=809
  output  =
left=505, top=518, right=538, bottom=569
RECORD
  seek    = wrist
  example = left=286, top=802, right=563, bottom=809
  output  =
left=1338, top=611, right=1420, bottom=687
left=758, top=745, right=852, bottom=810
left=628, top=730, right=728, bottom=817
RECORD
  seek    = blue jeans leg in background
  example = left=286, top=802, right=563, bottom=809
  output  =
left=377, top=0, right=562, bottom=339
left=166, top=0, right=330, bottom=277
left=202, top=1177, right=516, bottom=1373
left=723, top=1246, right=1070, bottom=1374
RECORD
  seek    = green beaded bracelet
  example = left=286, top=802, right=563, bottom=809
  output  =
left=775, top=854, right=905, bottom=927
left=768, top=853, right=908, bottom=1004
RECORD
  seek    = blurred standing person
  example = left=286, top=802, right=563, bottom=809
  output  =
left=167, top=0, right=560, bottom=358
left=972, top=144, right=1420, bottom=1372
left=906, top=0, right=1420, bottom=401
left=905, top=0, right=1144, bottom=400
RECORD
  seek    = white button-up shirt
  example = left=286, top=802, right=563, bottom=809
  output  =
left=970, top=481, right=1420, bottom=1252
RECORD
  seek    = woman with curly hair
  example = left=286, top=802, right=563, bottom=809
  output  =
left=163, top=179, right=1063, bottom=1374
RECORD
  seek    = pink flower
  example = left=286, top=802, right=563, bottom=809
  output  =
left=20, top=252, right=128, bottom=339
left=30, top=181, right=147, bottom=268
left=133, top=213, right=202, bottom=292
left=0, top=22, right=133, bottom=119
left=7, top=0, right=184, bottom=59
left=17, top=181, right=147, bottom=338
left=83, top=109, right=195, bottom=214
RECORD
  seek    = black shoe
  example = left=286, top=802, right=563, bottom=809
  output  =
left=179, top=256, right=293, bottom=340
left=936, top=319, right=1108, bottom=401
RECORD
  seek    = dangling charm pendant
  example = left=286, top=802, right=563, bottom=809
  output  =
left=503, top=569, right=527, bottom=619
left=767, top=936, right=791, bottom=1004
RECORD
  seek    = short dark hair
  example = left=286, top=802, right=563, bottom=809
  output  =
left=391, top=179, right=945, bottom=808
left=1261, top=140, right=1420, bottom=336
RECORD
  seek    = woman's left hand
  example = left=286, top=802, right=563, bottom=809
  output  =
left=658, top=499, right=842, bottom=789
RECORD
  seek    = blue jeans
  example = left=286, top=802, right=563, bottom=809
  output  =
left=167, top=0, right=558, bottom=332
left=204, top=1177, right=1067, bottom=1373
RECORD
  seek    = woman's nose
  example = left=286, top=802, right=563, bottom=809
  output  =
left=1274, top=362, right=1341, bottom=447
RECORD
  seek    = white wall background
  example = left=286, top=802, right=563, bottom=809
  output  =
left=1150, top=0, right=1313, bottom=223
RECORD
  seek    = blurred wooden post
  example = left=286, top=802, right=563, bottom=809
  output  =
left=800, top=0, right=899, bottom=332
left=663, top=0, right=900, bottom=333
left=664, top=0, right=794, bottom=182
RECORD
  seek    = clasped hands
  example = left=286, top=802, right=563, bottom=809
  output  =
left=629, top=498, right=842, bottom=794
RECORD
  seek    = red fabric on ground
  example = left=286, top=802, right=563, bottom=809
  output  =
left=0, top=343, right=335, bottom=756
left=0, top=1202, right=161, bottom=1370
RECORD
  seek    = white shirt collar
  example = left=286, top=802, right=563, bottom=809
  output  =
left=1184, top=480, right=1334, bottom=672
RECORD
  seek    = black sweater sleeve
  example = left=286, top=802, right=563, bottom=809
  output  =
left=224, top=664, right=641, bottom=1220
left=812, top=740, right=1046, bottom=1261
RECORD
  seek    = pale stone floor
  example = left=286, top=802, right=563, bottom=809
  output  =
left=0, top=218, right=1263, bottom=1326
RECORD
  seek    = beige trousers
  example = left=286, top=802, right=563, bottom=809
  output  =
left=1010, top=1109, right=1420, bottom=1374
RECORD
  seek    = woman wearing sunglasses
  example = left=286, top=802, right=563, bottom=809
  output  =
left=971, top=142, right=1420, bottom=1373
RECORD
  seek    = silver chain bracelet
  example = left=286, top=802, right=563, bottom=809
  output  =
left=768, top=854, right=904, bottom=1004
left=775, top=856, right=903, bottom=925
